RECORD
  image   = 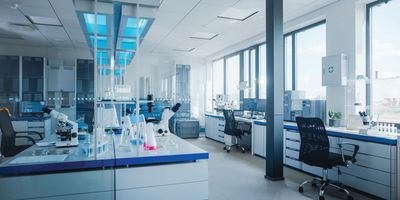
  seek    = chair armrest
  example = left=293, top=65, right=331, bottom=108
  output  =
left=15, top=135, right=36, bottom=144
left=337, top=142, right=360, bottom=166
left=236, top=122, right=252, bottom=133
left=16, top=131, right=43, bottom=140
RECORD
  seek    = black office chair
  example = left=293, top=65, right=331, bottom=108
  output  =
left=222, top=109, right=251, bottom=153
left=0, top=108, right=43, bottom=157
left=296, top=117, right=359, bottom=200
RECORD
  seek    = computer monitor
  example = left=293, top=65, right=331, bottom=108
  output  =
left=21, top=101, right=45, bottom=114
left=243, top=98, right=257, bottom=111
left=256, top=99, right=267, bottom=112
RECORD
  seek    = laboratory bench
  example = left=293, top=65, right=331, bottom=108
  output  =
left=205, top=112, right=399, bottom=200
left=0, top=134, right=209, bottom=200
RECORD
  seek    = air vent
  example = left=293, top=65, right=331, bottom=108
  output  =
left=189, top=32, right=218, bottom=40
left=218, top=8, right=258, bottom=21
left=8, top=23, right=36, bottom=31
left=172, top=48, right=195, bottom=52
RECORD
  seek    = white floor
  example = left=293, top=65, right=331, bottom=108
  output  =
left=187, top=136, right=373, bottom=200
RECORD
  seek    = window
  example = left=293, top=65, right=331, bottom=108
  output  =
left=206, top=64, right=213, bottom=112
left=225, top=54, right=240, bottom=109
left=259, top=44, right=267, bottom=99
left=244, top=49, right=256, bottom=98
left=212, top=59, right=224, bottom=100
left=285, top=21, right=326, bottom=100
left=367, top=0, right=400, bottom=123
left=285, top=36, right=293, bottom=90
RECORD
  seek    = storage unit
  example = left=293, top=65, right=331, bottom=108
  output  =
left=283, top=128, right=397, bottom=200
left=175, top=119, right=199, bottom=139
left=204, top=114, right=225, bottom=143
left=253, top=122, right=266, bottom=157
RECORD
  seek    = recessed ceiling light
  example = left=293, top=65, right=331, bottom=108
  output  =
left=172, top=48, right=195, bottom=52
left=218, top=8, right=258, bottom=21
left=189, top=32, right=218, bottom=40
left=26, top=15, right=62, bottom=27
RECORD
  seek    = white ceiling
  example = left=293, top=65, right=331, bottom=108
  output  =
left=0, top=0, right=87, bottom=48
left=141, top=0, right=339, bottom=58
left=0, top=0, right=339, bottom=59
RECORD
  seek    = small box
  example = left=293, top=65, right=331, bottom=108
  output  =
left=175, top=120, right=199, bottom=139
left=322, top=54, right=348, bottom=86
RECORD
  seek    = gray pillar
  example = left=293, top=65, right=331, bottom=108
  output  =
left=265, top=0, right=284, bottom=181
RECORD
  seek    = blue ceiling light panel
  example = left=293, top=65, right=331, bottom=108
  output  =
left=124, top=18, right=148, bottom=37
left=120, top=38, right=136, bottom=50
left=97, top=51, right=109, bottom=65
left=83, top=13, right=107, bottom=35
left=90, top=35, right=108, bottom=49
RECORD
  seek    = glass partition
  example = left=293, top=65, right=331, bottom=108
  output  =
left=0, top=55, right=19, bottom=115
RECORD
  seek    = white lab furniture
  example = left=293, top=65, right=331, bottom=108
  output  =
left=0, top=134, right=208, bottom=200
left=322, top=53, right=348, bottom=86
left=205, top=113, right=398, bottom=199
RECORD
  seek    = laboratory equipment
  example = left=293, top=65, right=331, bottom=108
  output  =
left=42, top=107, right=78, bottom=148
left=284, top=90, right=305, bottom=121
left=213, top=94, right=232, bottom=111
left=256, top=99, right=267, bottom=112
left=302, top=100, right=326, bottom=122
left=97, top=104, right=120, bottom=128
left=358, top=111, right=370, bottom=126
left=322, top=53, right=348, bottom=86
left=144, top=123, right=157, bottom=150
left=175, top=119, right=200, bottom=139
left=153, top=103, right=181, bottom=136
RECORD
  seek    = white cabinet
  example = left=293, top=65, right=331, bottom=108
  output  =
left=204, top=115, right=225, bottom=143
left=253, top=124, right=266, bottom=157
left=283, top=128, right=397, bottom=200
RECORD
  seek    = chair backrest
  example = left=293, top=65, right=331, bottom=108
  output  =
left=223, top=109, right=236, bottom=134
left=0, top=109, right=16, bottom=148
left=296, top=117, right=330, bottom=167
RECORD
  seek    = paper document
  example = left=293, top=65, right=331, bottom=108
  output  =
left=9, top=155, right=68, bottom=164
left=36, top=141, right=56, bottom=147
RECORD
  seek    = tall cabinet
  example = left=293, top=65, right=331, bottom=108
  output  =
left=0, top=55, right=19, bottom=115
left=22, top=56, right=44, bottom=102
left=76, top=59, right=94, bottom=129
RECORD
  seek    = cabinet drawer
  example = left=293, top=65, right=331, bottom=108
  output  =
left=285, top=148, right=299, bottom=159
left=285, top=156, right=301, bottom=169
left=286, top=139, right=300, bottom=150
left=340, top=173, right=391, bottom=199
left=342, top=149, right=392, bottom=172
left=340, top=138, right=393, bottom=159
left=340, top=164, right=391, bottom=186
left=28, top=121, right=44, bottom=128
left=286, top=130, right=300, bottom=141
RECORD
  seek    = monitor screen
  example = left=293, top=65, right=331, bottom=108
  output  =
left=256, top=99, right=267, bottom=112
left=21, top=101, right=45, bottom=113
left=243, top=98, right=257, bottom=111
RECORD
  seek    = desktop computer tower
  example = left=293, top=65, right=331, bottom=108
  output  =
left=284, top=91, right=305, bottom=121
left=302, top=100, right=326, bottom=123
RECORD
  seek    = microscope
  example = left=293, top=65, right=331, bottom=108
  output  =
left=153, top=103, right=181, bottom=136
left=42, top=107, right=79, bottom=148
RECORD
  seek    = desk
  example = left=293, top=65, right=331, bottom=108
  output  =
left=205, top=112, right=399, bottom=199
left=0, top=134, right=209, bottom=200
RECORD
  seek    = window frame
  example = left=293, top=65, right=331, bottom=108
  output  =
left=283, top=20, right=326, bottom=91
left=366, top=0, right=390, bottom=115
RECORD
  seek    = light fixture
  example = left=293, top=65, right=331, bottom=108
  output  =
left=26, top=15, right=62, bottom=26
left=11, top=3, right=19, bottom=9
left=218, top=8, right=258, bottom=21
left=189, top=32, right=218, bottom=40
left=172, top=48, right=195, bottom=52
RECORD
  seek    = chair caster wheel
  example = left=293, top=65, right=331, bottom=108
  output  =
left=311, top=183, right=317, bottom=187
left=223, top=146, right=226, bottom=150
left=298, top=187, right=303, bottom=193
left=347, top=195, right=353, bottom=200
left=241, top=149, right=245, bottom=153
left=227, top=149, right=230, bottom=153
left=319, top=196, right=325, bottom=200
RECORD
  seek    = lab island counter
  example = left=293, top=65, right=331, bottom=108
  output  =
left=0, top=134, right=209, bottom=200
left=205, top=112, right=399, bottom=199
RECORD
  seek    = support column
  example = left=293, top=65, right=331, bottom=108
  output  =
left=265, top=0, right=284, bottom=181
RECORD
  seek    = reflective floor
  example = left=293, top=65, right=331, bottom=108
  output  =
left=187, top=136, right=373, bottom=200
